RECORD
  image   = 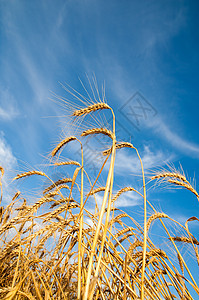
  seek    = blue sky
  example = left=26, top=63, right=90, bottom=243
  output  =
left=0, top=1, right=199, bottom=234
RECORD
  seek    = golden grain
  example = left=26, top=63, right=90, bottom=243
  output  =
left=52, top=136, right=77, bottom=157
left=170, top=236, right=199, bottom=245
left=151, top=172, right=188, bottom=183
left=13, top=171, right=45, bottom=180
left=81, top=127, right=113, bottom=139
left=87, top=186, right=106, bottom=196
left=146, top=213, right=168, bottom=232
left=168, top=179, right=199, bottom=199
left=103, top=142, right=135, bottom=155
left=0, top=92, right=198, bottom=300
left=73, top=103, right=110, bottom=117
left=43, top=177, right=72, bottom=194
left=54, top=160, right=81, bottom=167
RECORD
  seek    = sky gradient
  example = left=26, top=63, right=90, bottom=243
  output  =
left=0, top=0, right=199, bottom=239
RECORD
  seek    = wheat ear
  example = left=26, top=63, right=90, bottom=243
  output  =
left=151, top=172, right=189, bottom=184
left=103, top=142, right=135, bottom=156
left=52, top=136, right=77, bottom=157
left=13, top=171, right=45, bottom=180
left=146, top=213, right=169, bottom=232
left=87, top=187, right=106, bottom=196
left=0, top=167, right=4, bottom=176
left=43, top=178, right=72, bottom=194
left=170, top=236, right=199, bottom=245
left=168, top=179, right=199, bottom=199
left=73, top=103, right=110, bottom=116
left=81, top=128, right=113, bottom=139
left=54, top=161, right=81, bottom=167
left=112, top=187, right=137, bottom=203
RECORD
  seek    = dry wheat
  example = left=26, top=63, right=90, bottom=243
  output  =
left=72, top=103, right=110, bottom=117
left=43, top=178, right=72, bottom=194
left=168, top=179, right=199, bottom=199
left=52, top=137, right=77, bottom=157
left=13, top=171, right=45, bottom=180
left=146, top=213, right=169, bottom=232
left=54, top=160, right=81, bottom=167
left=103, top=142, right=135, bottom=156
left=81, top=127, right=113, bottom=139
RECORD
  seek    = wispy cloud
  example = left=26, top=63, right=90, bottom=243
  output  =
left=160, top=121, right=199, bottom=157
left=169, top=213, right=199, bottom=229
left=87, top=190, right=140, bottom=214
left=114, top=192, right=141, bottom=208
left=78, top=2, right=193, bottom=163
left=0, top=88, right=19, bottom=121
left=1, top=3, right=54, bottom=105
left=139, top=4, right=186, bottom=55
left=150, top=117, right=199, bottom=158
left=114, top=145, right=172, bottom=174
left=0, top=107, right=14, bottom=121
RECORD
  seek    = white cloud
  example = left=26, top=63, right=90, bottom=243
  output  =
left=160, top=121, right=199, bottom=156
left=0, top=106, right=18, bottom=121
left=114, top=192, right=140, bottom=208
left=0, top=107, right=12, bottom=120
left=15, top=46, right=50, bottom=104
left=1, top=5, right=53, bottom=105
left=0, top=88, right=19, bottom=121
left=85, top=187, right=140, bottom=217
left=150, top=117, right=199, bottom=158
left=113, top=145, right=171, bottom=174
left=0, top=133, right=18, bottom=202
left=0, top=133, right=17, bottom=171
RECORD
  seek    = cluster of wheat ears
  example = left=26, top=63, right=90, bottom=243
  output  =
left=0, top=84, right=199, bottom=299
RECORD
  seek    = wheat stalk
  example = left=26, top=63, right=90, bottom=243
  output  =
left=0, top=83, right=199, bottom=300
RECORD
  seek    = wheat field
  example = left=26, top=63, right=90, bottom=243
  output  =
left=0, top=82, right=198, bottom=299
